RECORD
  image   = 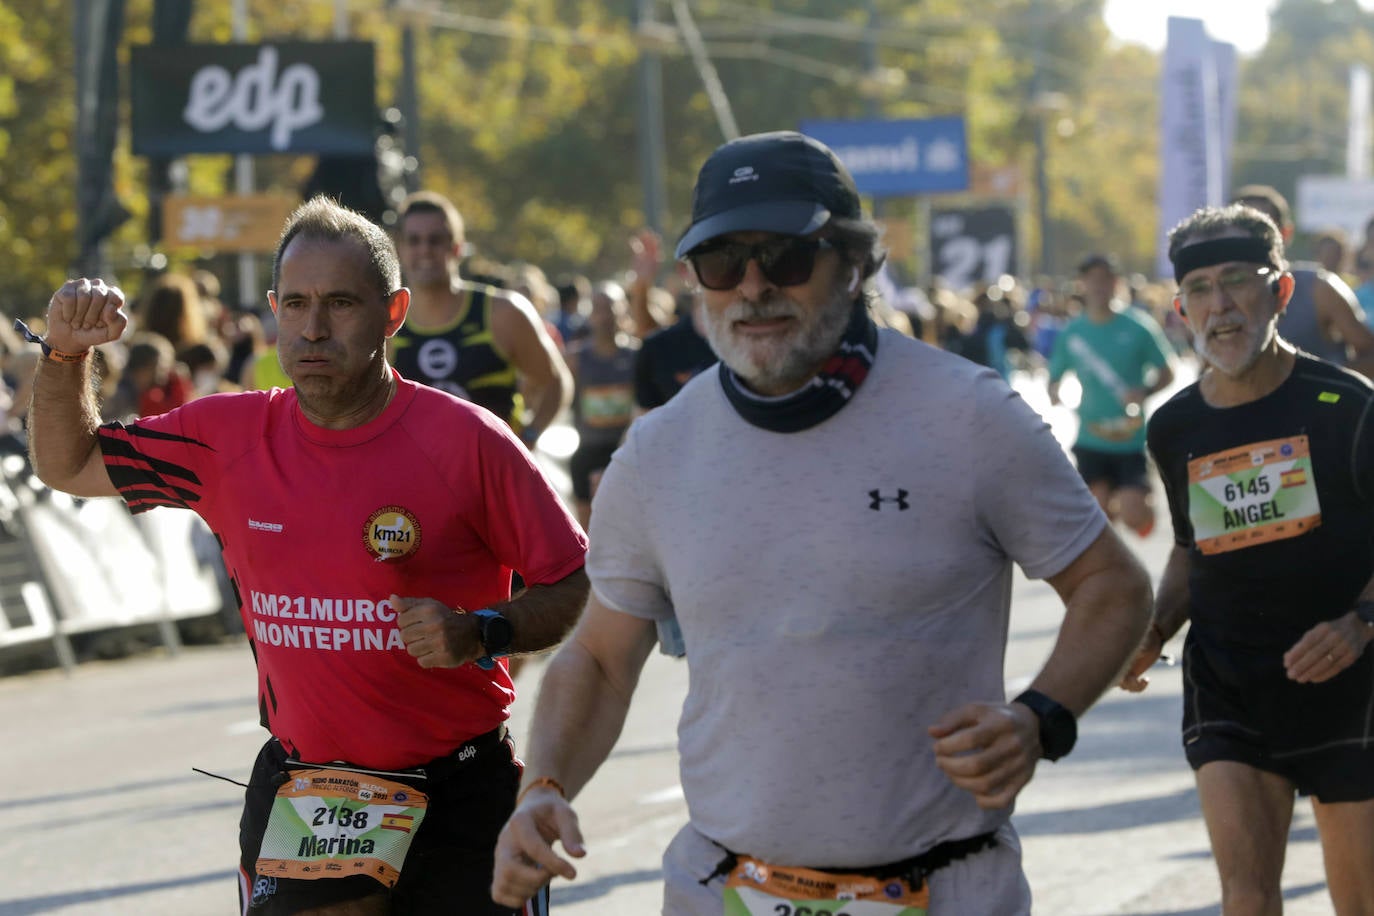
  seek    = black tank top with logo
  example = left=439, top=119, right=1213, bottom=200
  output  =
left=390, top=284, right=519, bottom=426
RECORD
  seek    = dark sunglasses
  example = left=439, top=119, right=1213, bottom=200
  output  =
left=687, top=237, right=835, bottom=291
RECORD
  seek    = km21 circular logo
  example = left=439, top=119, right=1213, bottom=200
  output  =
left=363, top=506, right=422, bottom=562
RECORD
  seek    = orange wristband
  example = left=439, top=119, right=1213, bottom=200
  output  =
left=517, top=776, right=565, bottom=805
left=13, top=319, right=88, bottom=363
left=45, top=345, right=89, bottom=363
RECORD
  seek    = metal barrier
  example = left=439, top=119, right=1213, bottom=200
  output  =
left=0, top=453, right=224, bottom=674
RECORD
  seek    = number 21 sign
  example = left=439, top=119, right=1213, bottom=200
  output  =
left=929, top=204, right=1019, bottom=291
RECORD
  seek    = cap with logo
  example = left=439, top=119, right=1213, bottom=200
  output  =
left=674, top=130, right=863, bottom=259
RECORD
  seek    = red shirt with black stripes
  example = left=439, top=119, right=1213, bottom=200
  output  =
left=97, top=373, right=587, bottom=769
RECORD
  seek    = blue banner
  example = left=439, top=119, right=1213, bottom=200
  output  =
left=799, top=117, right=969, bottom=196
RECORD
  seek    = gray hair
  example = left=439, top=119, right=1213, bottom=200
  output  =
left=828, top=216, right=888, bottom=281
left=1167, top=204, right=1288, bottom=274
left=273, top=196, right=402, bottom=298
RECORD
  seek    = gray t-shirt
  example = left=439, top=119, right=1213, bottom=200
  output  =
left=588, top=329, right=1105, bottom=868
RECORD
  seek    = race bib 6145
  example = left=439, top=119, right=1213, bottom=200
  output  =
left=1187, top=435, right=1320, bottom=555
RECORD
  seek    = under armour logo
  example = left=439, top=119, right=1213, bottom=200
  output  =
left=868, top=489, right=910, bottom=511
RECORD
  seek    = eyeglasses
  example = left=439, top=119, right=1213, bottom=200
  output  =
left=1179, top=267, right=1274, bottom=307
left=687, top=238, right=835, bottom=291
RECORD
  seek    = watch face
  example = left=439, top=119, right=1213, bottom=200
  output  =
left=1016, top=690, right=1077, bottom=761
left=1040, top=708, right=1077, bottom=761
left=481, top=613, right=514, bottom=655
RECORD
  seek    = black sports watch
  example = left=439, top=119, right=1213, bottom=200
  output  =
left=1354, top=600, right=1374, bottom=628
left=1013, top=689, right=1078, bottom=762
left=472, top=609, right=514, bottom=670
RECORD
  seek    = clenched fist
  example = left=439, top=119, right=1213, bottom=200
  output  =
left=46, top=278, right=129, bottom=354
left=393, top=595, right=483, bottom=668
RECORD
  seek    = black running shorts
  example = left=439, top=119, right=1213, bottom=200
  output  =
left=1071, top=446, right=1151, bottom=492
left=1181, top=634, right=1374, bottom=802
left=570, top=440, right=619, bottom=502
left=238, top=729, right=548, bottom=915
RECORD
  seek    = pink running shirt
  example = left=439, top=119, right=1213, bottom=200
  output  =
left=97, top=373, right=587, bottom=769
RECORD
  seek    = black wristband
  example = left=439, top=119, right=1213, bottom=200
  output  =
left=1013, top=689, right=1078, bottom=762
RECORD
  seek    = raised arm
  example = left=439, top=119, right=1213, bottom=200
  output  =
left=27, top=279, right=126, bottom=498
left=626, top=228, right=670, bottom=338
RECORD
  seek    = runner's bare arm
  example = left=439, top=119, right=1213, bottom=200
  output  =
left=626, top=228, right=670, bottom=337
left=1121, top=544, right=1190, bottom=691
left=1314, top=272, right=1374, bottom=371
left=28, top=279, right=126, bottom=498
left=518, top=592, right=656, bottom=801
left=932, top=527, right=1152, bottom=808
left=1031, top=525, right=1154, bottom=713
left=498, top=565, right=590, bottom=655
left=491, top=594, right=658, bottom=905
left=491, top=291, right=571, bottom=443
left=1151, top=544, right=1192, bottom=641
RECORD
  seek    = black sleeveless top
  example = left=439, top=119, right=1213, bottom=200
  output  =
left=391, top=284, right=519, bottom=426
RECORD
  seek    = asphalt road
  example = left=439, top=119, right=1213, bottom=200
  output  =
left=0, top=366, right=1341, bottom=915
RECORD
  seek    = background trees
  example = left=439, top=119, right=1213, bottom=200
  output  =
left=2, top=0, right=1372, bottom=313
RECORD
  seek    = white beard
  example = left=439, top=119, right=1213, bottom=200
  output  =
left=698, top=291, right=854, bottom=395
left=1192, top=311, right=1277, bottom=377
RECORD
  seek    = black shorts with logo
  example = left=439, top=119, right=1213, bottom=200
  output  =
left=238, top=728, right=547, bottom=915
left=1071, top=446, right=1150, bottom=492
left=1182, top=633, right=1374, bottom=802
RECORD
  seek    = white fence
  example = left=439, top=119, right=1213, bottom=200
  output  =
left=0, top=454, right=224, bottom=672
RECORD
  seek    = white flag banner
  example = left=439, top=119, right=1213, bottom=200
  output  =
left=1348, top=64, right=1371, bottom=181
left=1295, top=175, right=1374, bottom=242
left=1156, top=17, right=1237, bottom=279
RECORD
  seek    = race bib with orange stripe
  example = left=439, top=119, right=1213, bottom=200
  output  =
left=255, top=765, right=429, bottom=889
left=723, top=855, right=929, bottom=915
left=1187, top=435, right=1321, bottom=555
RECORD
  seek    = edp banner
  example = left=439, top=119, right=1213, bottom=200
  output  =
left=131, top=41, right=376, bottom=156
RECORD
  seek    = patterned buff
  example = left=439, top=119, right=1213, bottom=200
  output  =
left=718, top=303, right=878, bottom=433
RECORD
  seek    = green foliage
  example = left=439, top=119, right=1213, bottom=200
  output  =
left=8, top=0, right=1374, bottom=312
left=0, top=0, right=78, bottom=315
left=1232, top=0, right=1374, bottom=255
